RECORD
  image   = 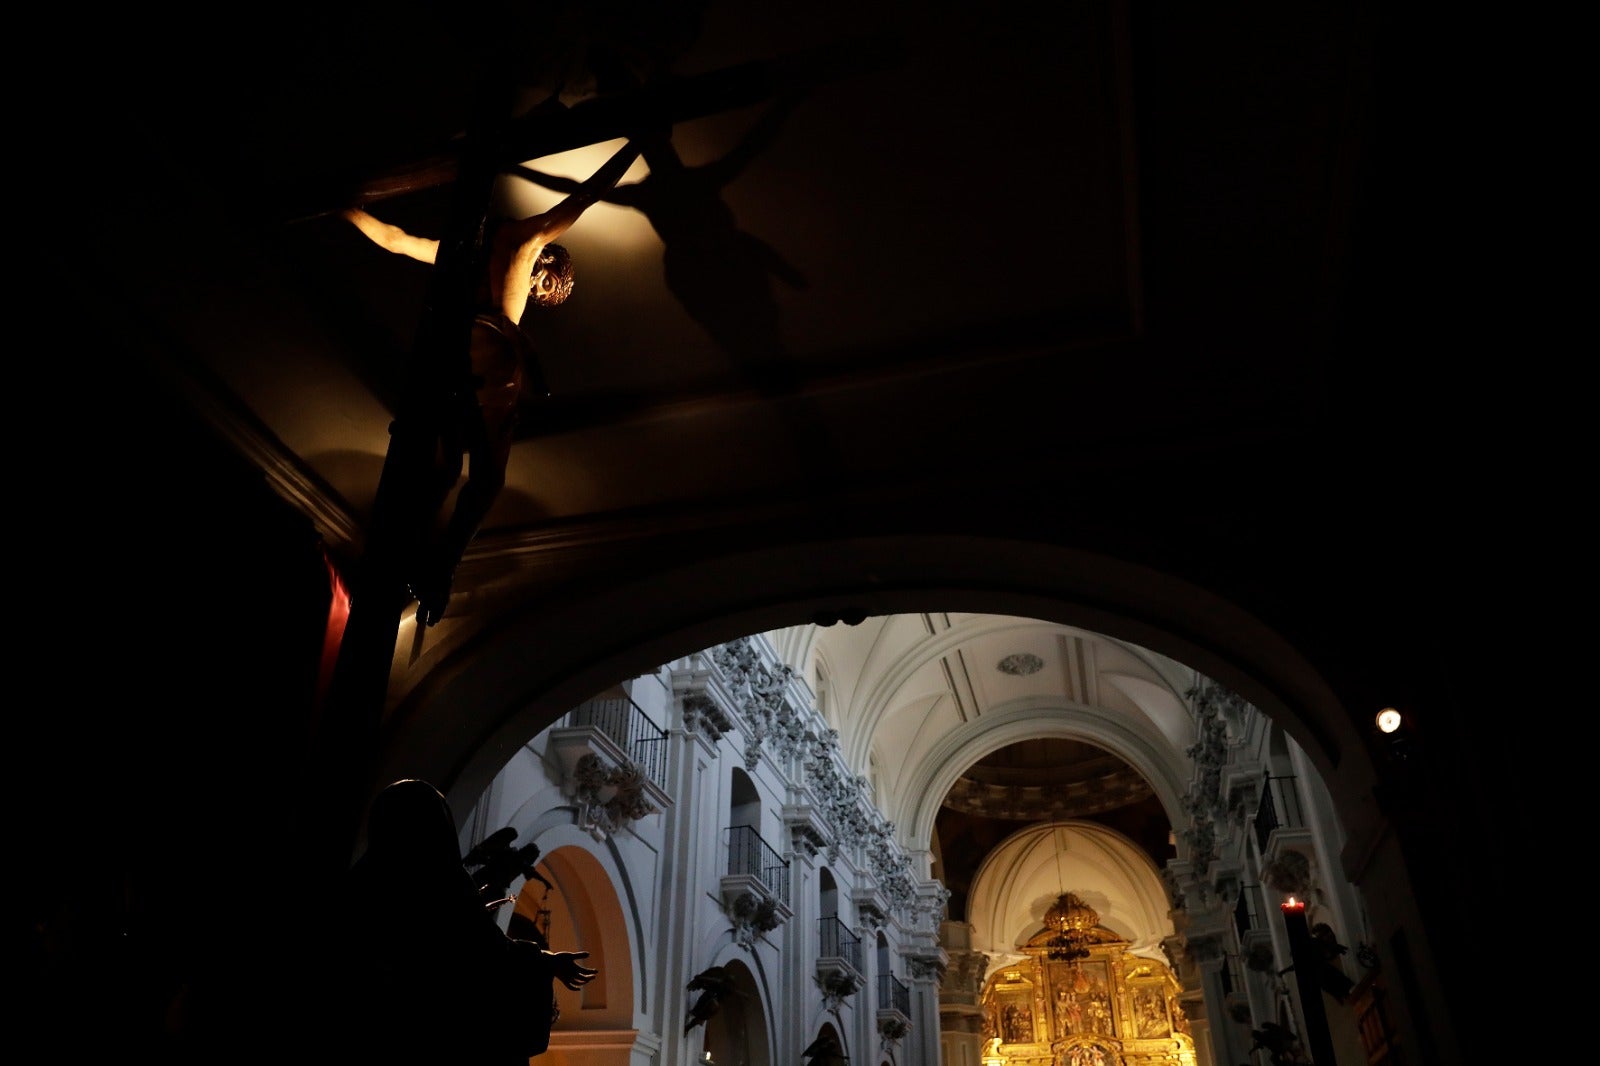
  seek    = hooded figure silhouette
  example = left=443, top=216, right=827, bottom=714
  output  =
left=318, top=779, right=595, bottom=1065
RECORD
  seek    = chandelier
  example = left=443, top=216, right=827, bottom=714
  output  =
left=1043, top=821, right=1098, bottom=964
left=1045, top=891, right=1098, bottom=962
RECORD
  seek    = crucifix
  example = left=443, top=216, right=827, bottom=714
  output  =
left=311, top=32, right=898, bottom=877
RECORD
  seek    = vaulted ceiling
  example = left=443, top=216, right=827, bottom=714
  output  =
left=42, top=0, right=1395, bottom=569
left=773, top=613, right=1197, bottom=951
left=31, top=0, right=1459, bottom=913
left=22, top=0, right=1492, bottom=882
left=937, top=739, right=1170, bottom=921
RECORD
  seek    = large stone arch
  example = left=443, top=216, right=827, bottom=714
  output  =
left=511, top=819, right=647, bottom=1011
left=899, top=701, right=1191, bottom=857
left=966, top=820, right=1174, bottom=963
left=535, top=844, right=636, bottom=1035
left=694, top=956, right=773, bottom=1066
left=375, top=535, right=1373, bottom=878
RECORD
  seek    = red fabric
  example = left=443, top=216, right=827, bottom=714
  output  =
left=315, top=547, right=351, bottom=711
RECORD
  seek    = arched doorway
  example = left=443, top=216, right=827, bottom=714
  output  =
left=383, top=537, right=1368, bottom=824
left=516, top=843, right=638, bottom=1065
left=699, top=958, right=770, bottom=1066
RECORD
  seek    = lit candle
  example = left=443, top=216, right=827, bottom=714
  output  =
left=1280, top=896, right=1305, bottom=912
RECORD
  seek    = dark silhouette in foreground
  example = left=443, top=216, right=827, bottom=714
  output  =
left=463, top=825, right=555, bottom=903
left=1247, top=1020, right=1311, bottom=1066
left=684, top=963, right=738, bottom=1035
left=317, top=779, right=596, bottom=1064
left=803, top=1030, right=849, bottom=1065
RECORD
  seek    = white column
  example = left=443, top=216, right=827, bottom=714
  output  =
left=1189, top=935, right=1245, bottom=1066
left=907, top=957, right=943, bottom=1065
left=784, top=839, right=818, bottom=1061
left=658, top=699, right=723, bottom=1066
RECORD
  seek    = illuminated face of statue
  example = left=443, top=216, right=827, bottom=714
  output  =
left=529, top=244, right=575, bottom=307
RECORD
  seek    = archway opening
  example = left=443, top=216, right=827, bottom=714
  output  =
left=700, top=958, right=769, bottom=1066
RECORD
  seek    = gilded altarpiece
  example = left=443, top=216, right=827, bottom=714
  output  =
left=979, top=928, right=1196, bottom=1066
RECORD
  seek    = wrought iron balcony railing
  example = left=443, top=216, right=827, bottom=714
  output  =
left=1253, top=772, right=1304, bottom=852
left=1234, top=882, right=1263, bottom=937
left=726, top=824, right=790, bottom=909
left=878, top=971, right=910, bottom=1018
left=816, top=915, right=865, bottom=1004
left=570, top=696, right=669, bottom=789
left=819, top=915, right=863, bottom=973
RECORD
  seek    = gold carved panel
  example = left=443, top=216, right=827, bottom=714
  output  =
left=1048, top=959, right=1115, bottom=1039
left=986, top=967, right=1043, bottom=1050
left=979, top=930, right=1197, bottom=1066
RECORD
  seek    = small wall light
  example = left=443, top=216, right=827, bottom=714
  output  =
left=1375, top=707, right=1402, bottom=734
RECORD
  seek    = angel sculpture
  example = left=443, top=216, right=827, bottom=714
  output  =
left=802, top=1030, right=848, bottom=1065
left=684, top=965, right=739, bottom=1035
left=462, top=826, right=554, bottom=905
